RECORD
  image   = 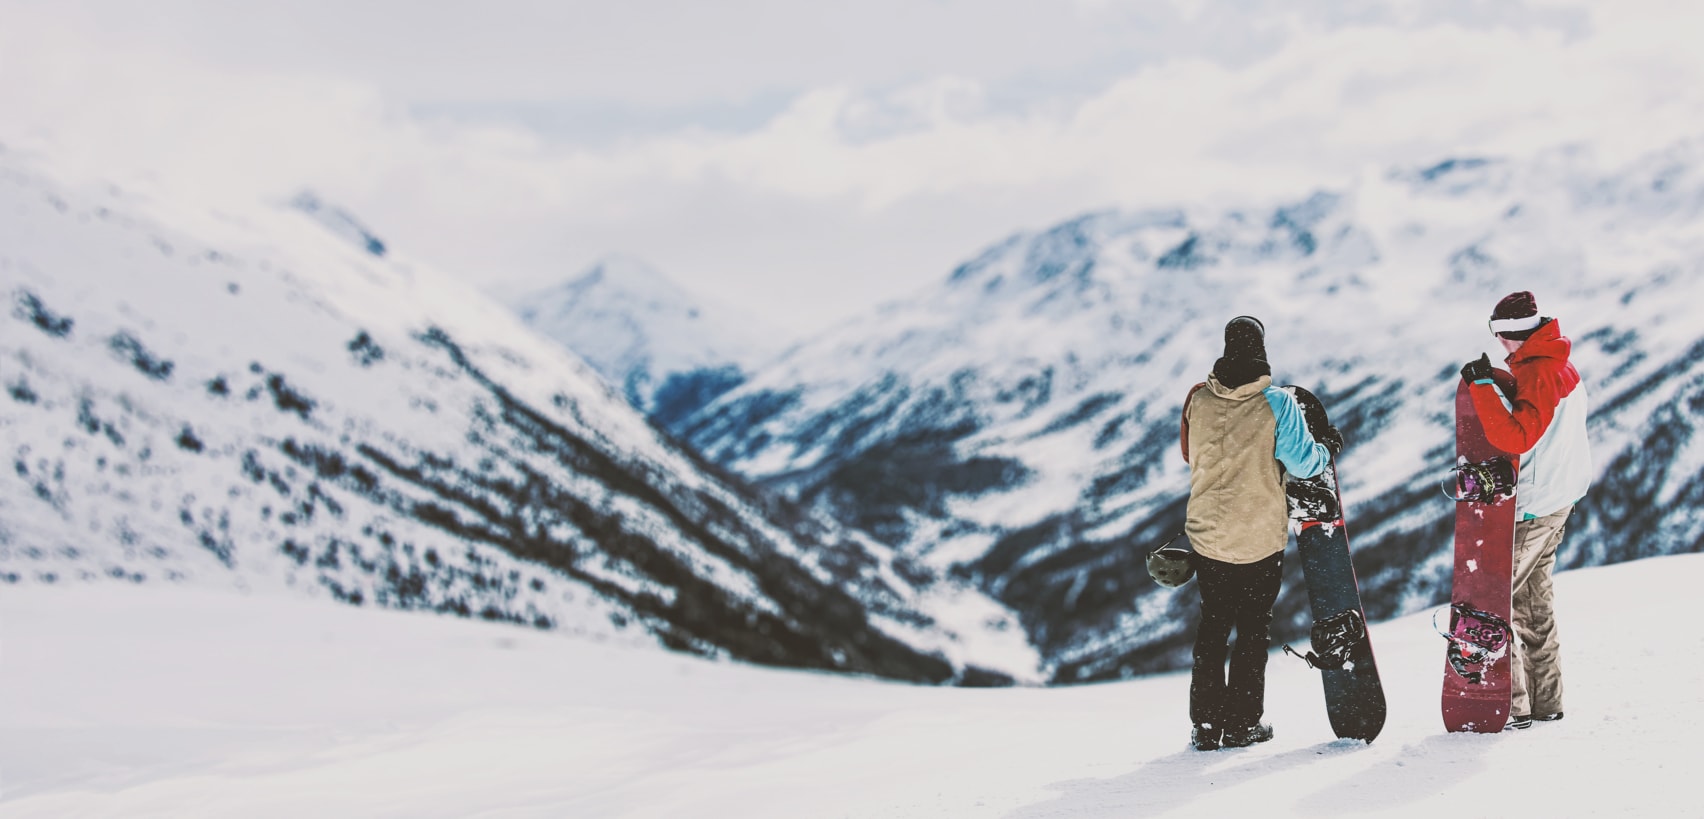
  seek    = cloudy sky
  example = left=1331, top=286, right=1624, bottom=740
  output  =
left=3, top=0, right=1701, bottom=333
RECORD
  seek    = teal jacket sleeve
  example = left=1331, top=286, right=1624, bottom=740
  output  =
left=1264, top=387, right=1330, bottom=479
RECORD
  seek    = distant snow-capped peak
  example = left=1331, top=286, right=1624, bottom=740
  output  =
left=0, top=151, right=1038, bottom=685
left=674, top=138, right=1704, bottom=682
left=511, top=254, right=786, bottom=412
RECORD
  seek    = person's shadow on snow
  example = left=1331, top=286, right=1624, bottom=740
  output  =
left=1003, top=741, right=1349, bottom=818
left=1005, top=733, right=1492, bottom=818
left=1283, top=733, right=1501, bottom=817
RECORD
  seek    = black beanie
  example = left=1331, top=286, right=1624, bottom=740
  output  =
left=1214, top=315, right=1270, bottom=388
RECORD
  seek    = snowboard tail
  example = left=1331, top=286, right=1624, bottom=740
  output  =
left=1282, top=386, right=1386, bottom=744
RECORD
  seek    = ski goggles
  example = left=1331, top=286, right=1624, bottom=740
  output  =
left=1488, top=315, right=1542, bottom=336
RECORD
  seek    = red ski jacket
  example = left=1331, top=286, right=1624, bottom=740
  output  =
left=1466, top=319, right=1592, bottom=517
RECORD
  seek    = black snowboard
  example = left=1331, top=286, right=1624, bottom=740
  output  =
left=1281, top=386, right=1386, bottom=743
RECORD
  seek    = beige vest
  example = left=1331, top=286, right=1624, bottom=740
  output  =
left=1184, top=374, right=1288, bottom=564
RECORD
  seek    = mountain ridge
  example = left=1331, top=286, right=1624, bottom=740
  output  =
left=671, top=138, right=1704, bottom=681
left=510, top=254, right=783, bottom=421
left=0, top=153, right=1039, bottom=685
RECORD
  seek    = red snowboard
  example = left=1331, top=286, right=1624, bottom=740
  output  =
left=1441, top=370, right=1519, bottom=733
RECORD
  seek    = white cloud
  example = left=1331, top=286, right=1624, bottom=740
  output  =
left=559, top=14, right=1704, bottom=210
left=1, top=1, right=1697, bottom=333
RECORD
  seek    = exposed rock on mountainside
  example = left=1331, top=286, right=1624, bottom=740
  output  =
left=0, top=157, right=1036, bottom=685
left=674, top=142, right=1704, bottom=681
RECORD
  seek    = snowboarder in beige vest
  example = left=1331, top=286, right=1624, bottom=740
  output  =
left=1180, top=316, right=1339, bottom=750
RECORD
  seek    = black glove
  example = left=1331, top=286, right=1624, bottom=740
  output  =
left=1318, top=425, right=1344, bottom=457
left=1460, top=353, right=1493, bottom=384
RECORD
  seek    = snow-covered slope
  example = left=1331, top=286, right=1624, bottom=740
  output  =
left=0, top=149, right=1034, bottom=683
left=679, top=139, right=1704, bottom=682
left=288, top=190, right=389, bottom=257
left=5, top=550, right=1699, bottom=817
left=510, top=255, right=783, bottom=424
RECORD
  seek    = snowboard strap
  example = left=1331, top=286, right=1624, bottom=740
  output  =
left=1443, top=457, right=1517, bottom=504
left=1286, top=477, right=1342, bottom=523
left=1434, top=603, right=1512, bottom=684
left=1283, top=609, right=1366, bottom=671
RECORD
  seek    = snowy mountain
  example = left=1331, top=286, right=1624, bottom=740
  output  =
left=0, top=150, right=1035, bottom=684
left=677, top=139, right=1704, bottom=683
left=288, top=190, right=388, bottom=257
left=510, top=255, right=784, bottom=426
left=7, top=549, right=1701, bottom=816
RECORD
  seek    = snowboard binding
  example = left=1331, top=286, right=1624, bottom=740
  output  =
left=1286, top=477, right=1342, bottom=523
left=1284, top=609, right=1366, bottom=671
left=1442, top=456, right=1516, bottom=504
left=1435, top=603, right=1512, bottom=684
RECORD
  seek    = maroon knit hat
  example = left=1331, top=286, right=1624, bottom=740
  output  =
left=1489, top=291, right=1543, bottom=337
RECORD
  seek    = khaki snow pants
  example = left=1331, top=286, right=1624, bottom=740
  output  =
left=1510, top=505, right=1572, bottom=718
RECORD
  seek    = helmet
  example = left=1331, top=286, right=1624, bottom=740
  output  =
left=1147, top=548, right=1194, bottom=588
left=1147, top=534, right=1196, bottom=589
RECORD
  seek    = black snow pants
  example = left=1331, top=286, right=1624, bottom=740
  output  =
left=1190, top=550, right=1284, bottom=730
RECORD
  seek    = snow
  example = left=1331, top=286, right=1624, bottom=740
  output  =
left=0, top=151, right=680, bottom=640
left=5, top=554, right=1699, bottom=818
left=663, top=137, right=1704, bottom=681
left=508, top=254, right=783, bottom=411
left=0, top=144, right=1037, bottom=684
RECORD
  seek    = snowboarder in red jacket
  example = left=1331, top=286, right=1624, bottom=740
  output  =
left=1459, top=290, right=1591, bottom=729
